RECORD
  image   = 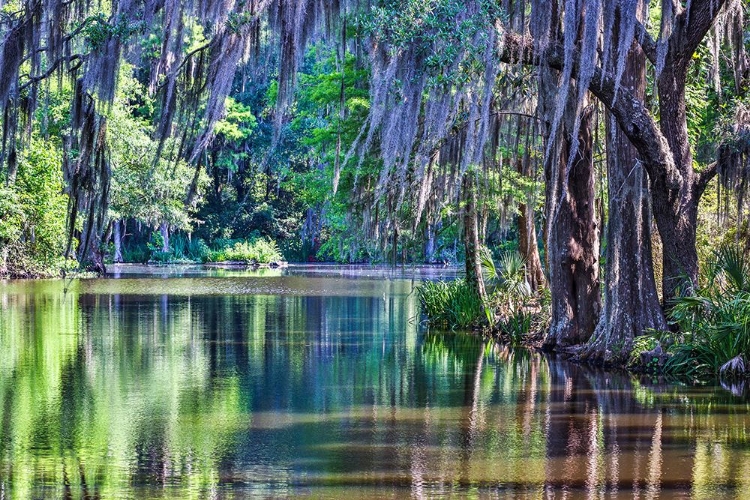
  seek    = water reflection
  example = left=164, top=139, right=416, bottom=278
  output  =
left=1, top=271, right=749, bottom=498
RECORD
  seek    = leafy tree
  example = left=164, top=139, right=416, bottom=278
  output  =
left=0, top=139, right=69, bottom=276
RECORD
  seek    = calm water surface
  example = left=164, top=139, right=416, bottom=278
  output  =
left=1, top=265, right=749, bottom=498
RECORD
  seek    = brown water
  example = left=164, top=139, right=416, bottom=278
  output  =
left=0, top=265, right=748, bottom=498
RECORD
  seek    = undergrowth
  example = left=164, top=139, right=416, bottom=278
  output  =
left=415, top=248, right=549, bottom=341
left=629, top=243, right=750, bottom=381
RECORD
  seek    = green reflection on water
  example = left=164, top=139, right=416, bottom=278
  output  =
left=1, top=273, right=750, bottom=498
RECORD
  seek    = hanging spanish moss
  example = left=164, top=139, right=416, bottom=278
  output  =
left=717, top=103, right=750, bottom=233
left=340, top=1, right=508, bottom=226
left=0, top=0, right=361, bottom=270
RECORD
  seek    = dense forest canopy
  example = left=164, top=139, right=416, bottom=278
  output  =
left=1, top=0, right=749, bottom=364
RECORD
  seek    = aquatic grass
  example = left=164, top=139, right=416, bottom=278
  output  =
left=415, top=279, right=485, bottom=329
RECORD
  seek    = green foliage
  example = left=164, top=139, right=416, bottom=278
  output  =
left=665, top=290, right=750, bottom=379
left=205, top=238, right=282, bottom=264
left=362, top=0, right=503, bottom=84
left=79, top=12, right=139, bottom=50
left=480, top=247, right=543, bottom=344
left=121, top=244, right=149, bottom=264
left=146, top=232, right=173, bottom=263
left=170, top=234, right=211, bottom=262
left=494, top=250, right=532, bottom=300
left=0, top=139, right=71, bottom=277
left=705, top=244, right=750, bottom=294
left=415, top=279, right=485, bottom=329
left=109, top=68, right=205, bottom=232
left=502, top=311, right=532, bottom=345
left=636, top=243, right=750, bottom=380
left=483, top=249, right=528, bottom=304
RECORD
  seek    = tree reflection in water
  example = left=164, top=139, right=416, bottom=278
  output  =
left=0, top=275, right=749, bottom=498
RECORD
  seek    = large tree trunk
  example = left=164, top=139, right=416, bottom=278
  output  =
left=542, top=98, right=600, bottom=349
left=534, top=0, right=600, bottom=350
left=462, top=171, right=487, bottom=303
left=652, top=64, right=702, bottom=300
left=580, top=11, right=668, bottom=364
left=501, top=1, right=730, bottom=309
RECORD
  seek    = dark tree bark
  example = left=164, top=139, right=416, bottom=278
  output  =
left=621, top=1, right=729, bottom=301
left=533, top=0, right=600, bottom=349
left=541, top=92, right=600, bottom=349
left=462, top=171, right=488, bottom=303
left=501, top=0, right=730, bottom=306
left=580, top=4, right=668, bottom=365
left=545, top=103, right=600, bottom=348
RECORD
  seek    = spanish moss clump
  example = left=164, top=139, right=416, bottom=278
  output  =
left=341, top=1, right=511, bottom=227
left=717, top=103, right=750, bottom=230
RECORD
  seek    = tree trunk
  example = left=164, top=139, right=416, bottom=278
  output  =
left=160, top=221, right=170, bottom=253
left=542, top=97, right=600, bottom=349
left=651, top=196, right=701, bottom=301
left=532, top=0, right=600, bottom=349
left=462, top=171, right=487, bottom=303
left=113, top=219, right=124, bottom=263
left=651, top=62, right=702, bottom=301
left=518, top=201, right=545, bottom=292
left=499, top=0, right=731, bottom=307
left=79, top=233, right=106, bottom=274
left=424, top=221, right=437, bottom=263
left=580, top=3, right=668, bottom=365
left=516, top=157, right=545, bottom=293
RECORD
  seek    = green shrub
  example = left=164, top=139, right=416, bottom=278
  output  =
left=0, top=140, right=70, bottom=277
left=171, top=233, right=211, bottom=262
left=650, top=243, right=750, bottom=380
left=500, top=311, right=531, bottom=345
left=122, top=245, right=149, bottom=263
left=150, top=251, right=174, bottom=263
left=665, top=291, right=750, bottom=379
left=204, top=238, right=282, bottom=264
left=415, top=279, right=484, bottom=329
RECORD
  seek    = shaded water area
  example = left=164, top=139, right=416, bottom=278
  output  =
left=1, top=265, right=749, bottom=498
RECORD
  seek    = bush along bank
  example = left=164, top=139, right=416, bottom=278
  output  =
left=118, top=232, right=286, bottom=267
left=417, top=243, right=750, bottom=389
left=415, top=249, right=550, bottom=345
left=627, top=244, right=750, bottom=385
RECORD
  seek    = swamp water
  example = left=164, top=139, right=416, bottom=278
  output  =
left=1, top=265, right=749, bottom=498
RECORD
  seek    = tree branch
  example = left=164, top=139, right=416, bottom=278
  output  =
left=19, top=54, right=82, bottom=90
left=634, top=20, right=657, bottom=65
left=675, top=0, right=729, bottom=66
left=154, top=42, right=212, bottom=93
left=499, top=32, right=683, bottom=193
left=695, top=161, right=718, bottom=197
